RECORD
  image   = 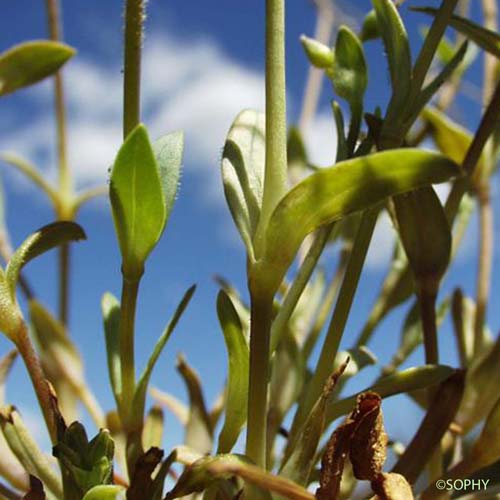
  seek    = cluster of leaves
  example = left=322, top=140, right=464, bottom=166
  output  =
left=0, top=0, right=499, bottom=499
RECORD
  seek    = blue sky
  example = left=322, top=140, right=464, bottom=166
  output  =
left=0, top=0, right=498, bottom=464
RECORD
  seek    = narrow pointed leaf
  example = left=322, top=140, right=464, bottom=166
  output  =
left=0, top=350, right=17, bottom=405
left=0, top=41, right=75, bottom=97
left=153, top=130, right=184, bottom=220
left=101, top=293, right=121, bottom=403
left=221, top=110, right=265, bottom=259
left=176, top=355, right=213, bottom=454
left=109, top=124, right=166, bottom=280
left=392, top=370, right=465, bottom=483
left=0, top=407, right=62, bottom=498
left=326, top=365, right=455, bottom=424
left=456, top=333, right=500, bottom=433
left=256, top=149, right=459, bottom=294
left=216, top=290, right=249, bottom=454
left=142, top=406, right=164, bottom=451
left=5, top=222, right=85, bottom=302
left=372, top=0, right=411, bottom=116
left=412, top=42, right=469, bottom=121
left=132, top=285, right=195, bottom=423
left=413, top=7, right=500, bottom=59
left=150, top=388, right=188, bottom=425
left=469, top=395, right=500, bottom=468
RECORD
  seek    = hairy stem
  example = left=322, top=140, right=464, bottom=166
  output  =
left=254, top=0, right=288, bottom=256
left=123, top=0, right=145, bottom=138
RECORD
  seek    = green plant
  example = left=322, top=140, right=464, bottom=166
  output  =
left=0, top=0, right=499, bottom=499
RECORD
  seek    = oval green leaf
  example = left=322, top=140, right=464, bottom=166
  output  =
left=221, top=110, right=265, bottom=260
left=110, top=124, right=166, bottom=280
left=256, top=149, right=459, bottom=294
left=82, top=485, right=126, bottom=500
left=0, top=40, right=75, bottom=97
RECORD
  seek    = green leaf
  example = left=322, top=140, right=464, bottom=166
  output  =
left=28, top=300, right=83, bottom=420
left=109, top=124, right=166, bottom=280
left=255, top=149, right=459, bottom=295
left=5, top=221, right=86, bottom=301
left=394, top=186, right=451, bottom=287
left=410, top=42, right=469, bottom=124
left=176, top=355, right=213, bottom=455
left=422, top=106, right=487, bottom=169
left=332, top=101, right=347, bottom=162
left=330, top=26, right=367, bottom=112
left=456, top=333, right=500, bottom=434
left=0, top=40, right=75, bottom=97
left=413, top=7, right=500, bottom=59
left=469, top=395, right=500, bottom=469
left=372, top=0, right=412, bottom=118
left=82, top=485, right=126, bottom=500
left=216, top=290, right=249, bottom=454
left=221, top=110, right=265, bottom=260
left=392, top=370, right=465, bottom=483
left=0, top=406, right=62, bottom=498
left=300, top=35, right=334, bottom=69
left=326, top=365, right=455, bottom=424
left=153, top=130, right=184, bottom=220
left=132, top=285, right=195, bottom=424
left=142, top=406, right=164, bottom=451
left=101, top=293, right=121, bottom=404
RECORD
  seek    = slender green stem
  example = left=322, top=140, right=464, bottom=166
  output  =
left=287, top=209, right=378, bottom=450
left=123, top=0, right=145, bottom=138
left=46, top=0, right=73, bottom=330
left=15, top=322, right=57, bottom=444
left=270, top=225, right=332, bottom=353
left=410, top=0, right=459, bottom=100
left=303, top=243, right=350, bottom=361
left=119, top=278, right=140, bottom=424
left=254, top=0, right=288, bottom=256
left=245, top=294, right=273, bottom=469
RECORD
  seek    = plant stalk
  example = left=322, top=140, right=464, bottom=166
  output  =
left=119, top=278, right=140, bottom=425
left=15, top=322, right=57, bottom=444
left=123, top=0, right=145, bottom=138
left=254, top=0, right=288, bottom=256
left=46, top=0, right=73, bottom=329
left=245, top=294, right=273, bottom=469
left=287, top=209, right=377, bottom=451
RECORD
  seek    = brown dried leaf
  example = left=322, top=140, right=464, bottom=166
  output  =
left=316, top=418, right=357, bottom=500
left=127, top=447, right=164, bottom=500
left=22, top=475, right=45, bottom=500
left=371, top=472, right=414, bottom=500
left=349, top=392, right=387, bottom=481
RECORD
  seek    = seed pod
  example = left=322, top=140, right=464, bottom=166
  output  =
left=393, top=186, right=451, bottom=294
